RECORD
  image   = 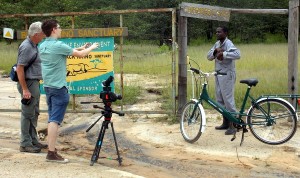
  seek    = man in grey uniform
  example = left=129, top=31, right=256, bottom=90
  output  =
left=16, top=22, right=47, bottom=152
left=207, top=26, right=241, bottom=135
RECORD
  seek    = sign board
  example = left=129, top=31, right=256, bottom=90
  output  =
left=3, top=28, right=14, bottom=39
left=40, top=37, right=115, bottom=95
left=17, top=27, right=128, bottom=39
left=180, top=2, right=231, bottom=22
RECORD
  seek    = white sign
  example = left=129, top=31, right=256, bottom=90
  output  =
left=3, top=28, right=14, bottom=39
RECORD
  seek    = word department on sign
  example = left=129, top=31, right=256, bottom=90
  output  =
left=65, top=41, right=112, bottom=48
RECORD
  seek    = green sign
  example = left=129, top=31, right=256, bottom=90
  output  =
left=40, top=37, right=115, bottom=94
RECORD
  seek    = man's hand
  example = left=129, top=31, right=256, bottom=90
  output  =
left=23, top=89, right=31, bottom=99
left=213, top=48, right=223, bottom=56
left=216, top=52, right=223, bottom=61
left=213, top=48, right=224, bottom=61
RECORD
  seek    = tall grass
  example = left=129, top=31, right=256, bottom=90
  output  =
left=187, top=43, right=296, bottom=108
left=0, top=41, right=19, bottom=72
left=1, top=42, right=299, bottom=110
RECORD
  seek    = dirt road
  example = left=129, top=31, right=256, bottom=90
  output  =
left=0, top=76, right=300, bottom=177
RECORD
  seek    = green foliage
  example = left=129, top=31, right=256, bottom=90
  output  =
left=158, top=44, right=170, bottom=53
left=0, top=41, right=19, bottom=74
left=114, top=84, right=142, bottom=105
left=0, top=42, right=300, bottom=116
left=0, top=0, right=294, bottom=44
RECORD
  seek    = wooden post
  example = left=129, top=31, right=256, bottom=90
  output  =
left=171, top=9, right=177, bottom=115
left=71, top=15, right=75, bottom=29
left=120, top=14, right=124, bottom=111
left=71, top=15, right=75, bottom=110
left=177, top=15, right=187, bottom=117
left=288, top=0, right=299, bottom=106
left=25, top=17, right=28, bottom=30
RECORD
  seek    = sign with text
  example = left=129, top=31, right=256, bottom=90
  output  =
left=180, top=3, right=231, bottom=22
left=17, top=27, right=128, bottom=39
left=40, top=37, right=115, bottom=94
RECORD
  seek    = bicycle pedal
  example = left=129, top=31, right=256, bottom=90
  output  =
left=231, top=133, right=236, bottom=141
left=243, top=128, right=248, bottom=133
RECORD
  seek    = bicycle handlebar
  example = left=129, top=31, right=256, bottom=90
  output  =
left=189, top=67, right=227, bottom=77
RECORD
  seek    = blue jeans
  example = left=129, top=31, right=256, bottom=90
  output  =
left=44, top=87, right=69, bottom=125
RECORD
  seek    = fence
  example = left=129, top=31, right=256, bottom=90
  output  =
left=0, top=8, right=177, bottom=116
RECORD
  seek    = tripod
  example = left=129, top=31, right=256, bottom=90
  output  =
left=86, top=103, right=124, bottom=166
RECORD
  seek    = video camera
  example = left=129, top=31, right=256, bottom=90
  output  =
left=100, top=76, right=122, bottom=104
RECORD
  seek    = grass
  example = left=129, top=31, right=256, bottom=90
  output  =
left=184, top=43, right=300, bottom=108
left=1, top=41, right=299, bottom=112
left=0, top=41, right=19, bottom=72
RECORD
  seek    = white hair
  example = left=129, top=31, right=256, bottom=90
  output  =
left=28, top=21, right=42, bottom=36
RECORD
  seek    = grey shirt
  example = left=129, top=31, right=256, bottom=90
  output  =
left=207, top=38, right=241, bottom=72
left=17, top=37, right=42, bottom=80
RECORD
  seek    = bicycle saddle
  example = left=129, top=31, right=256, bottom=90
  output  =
left=240, top=78, right=258, bottom=87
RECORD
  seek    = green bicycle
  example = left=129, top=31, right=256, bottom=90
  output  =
left=180, top=64, right=298, bottom=145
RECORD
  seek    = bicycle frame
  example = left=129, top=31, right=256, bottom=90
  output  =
left=197, top=82, right=248, bottom=125
left=187, top=66, right=298, bottom=128
left=260, top=94, right=300, bottom=116
left=182, top=61, right=298, bottom=145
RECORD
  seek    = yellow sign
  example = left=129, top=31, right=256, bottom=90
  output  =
left=17, top=27, right=128, bottom=39
left=3, top=28, right=14, bottom=39
left=66, top=51, right=113, bottom=81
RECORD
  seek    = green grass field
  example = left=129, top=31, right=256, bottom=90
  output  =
left=1, top=41, right=299, bottom=112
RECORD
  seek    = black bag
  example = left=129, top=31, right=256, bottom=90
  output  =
left=9, top=64, right=19, bottom=82
left=10, top=53, right=38, bottom=82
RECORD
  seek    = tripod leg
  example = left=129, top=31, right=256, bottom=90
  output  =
left=90, top=121, right=107, bottom=166
left=110, top=122, right=122, bottom=166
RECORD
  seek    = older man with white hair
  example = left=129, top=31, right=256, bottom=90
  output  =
left=16, top=21, right=47, bottom=153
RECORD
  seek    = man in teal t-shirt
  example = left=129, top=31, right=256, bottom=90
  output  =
left=40, top=19, right=99, bottom=163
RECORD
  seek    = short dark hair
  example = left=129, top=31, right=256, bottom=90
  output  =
left=42, top=19, right=58, bottom=37
left=220, top=26, right=229, bottom=34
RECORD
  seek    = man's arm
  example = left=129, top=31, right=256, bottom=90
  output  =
left=222, top=41, right=241, bottom=60
left=207, top=43, right=218, bottom=61
left=16, top=65, right=31, bottom=99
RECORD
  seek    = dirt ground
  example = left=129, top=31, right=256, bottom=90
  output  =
left=0, top=74, right=300, bottom=178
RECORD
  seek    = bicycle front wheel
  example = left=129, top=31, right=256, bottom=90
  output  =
left=180, top=100, right=203, bottom=143
left=247, top=98, right=297, bottom=145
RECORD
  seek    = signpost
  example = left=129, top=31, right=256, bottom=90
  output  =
left=180, top=2, right=231, bottom=22
left=39, top=37, right=115, bottom=95
left=3, top=28, right=14, bottom=39
left=28, top=27, right=128, bottom=95
left=17, top=27, right=128, bottom=39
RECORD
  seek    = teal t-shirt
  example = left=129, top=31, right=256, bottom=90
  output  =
left=39, top=37, right=73, bottom=88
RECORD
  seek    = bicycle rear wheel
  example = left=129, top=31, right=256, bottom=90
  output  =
left=247, top=98, right=297, bottom=145
left=180, top=100, right=203, bottom=143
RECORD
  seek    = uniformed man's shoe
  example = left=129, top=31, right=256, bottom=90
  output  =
left=225, top=128, right=236, bottom=135
left=215, top=124, right=229, bottom=130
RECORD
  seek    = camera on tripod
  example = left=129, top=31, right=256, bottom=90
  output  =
left=100, top=76, right=122, bottom=104
left=85, top=76, right=124, bottom=166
